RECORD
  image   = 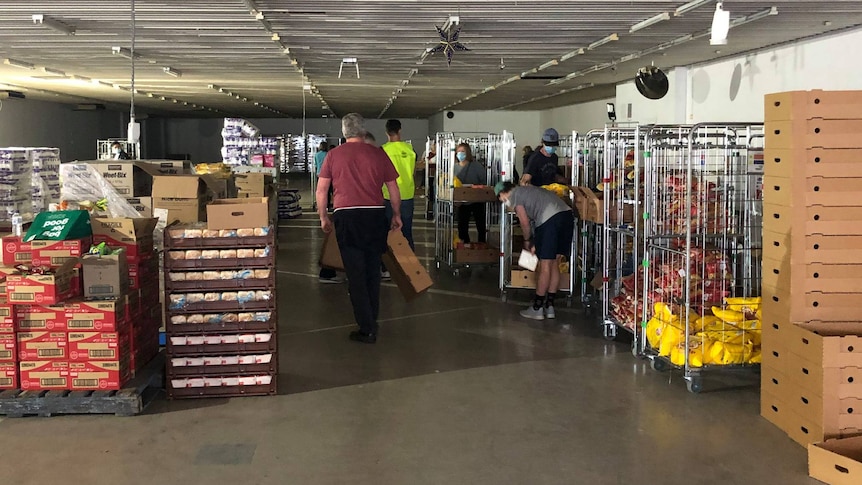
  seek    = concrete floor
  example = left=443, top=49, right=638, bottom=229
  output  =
left=0, top=208, right=816, bottom=485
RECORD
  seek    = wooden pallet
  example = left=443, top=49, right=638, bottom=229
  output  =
left=0, top=351, right=165, bottom=418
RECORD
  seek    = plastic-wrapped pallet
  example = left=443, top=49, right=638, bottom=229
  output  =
left=29, top=147, right=61, bottom=214
left=0, top=148, right=33, bottom=222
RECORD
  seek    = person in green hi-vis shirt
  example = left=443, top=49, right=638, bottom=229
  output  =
left=381, top=119, right=416, bottom=279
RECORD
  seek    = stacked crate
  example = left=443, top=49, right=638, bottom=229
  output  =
left=760, top=90, right=862, bottom=446
left=164, top=223, right=277, bottom=398
left=0, top=275, right=16, bottom=389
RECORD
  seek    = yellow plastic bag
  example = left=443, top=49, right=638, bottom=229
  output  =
left=712, top=306, right=745, bottom=324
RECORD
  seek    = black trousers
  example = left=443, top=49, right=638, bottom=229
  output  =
left=333, top=208, right=388, bottom=335
left=457, top=203, right=487, bottom=244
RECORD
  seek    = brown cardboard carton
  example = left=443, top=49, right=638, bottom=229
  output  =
left=0, top=332, right=15, bottom=362
left=234, top=173, right=274, bottom=198
left=125, top=197, right=154, bottom=218
left=152, top=175, right=210, bottom=224
left=764, top=284, right=862, bottom=322
left=30, top=237, right=92, bottom=268
left=6, top=259, right=79, bottom=305
left=138, top=160, right=192, bottom=175
left=16, top=304, right=66, bottom=331
left=1, top=236, right=33, bottom=265
left=81, top=249, right=129, bottom=300
left=453, top=186, right=497, bottom=203
left=87, top=161, right=160, bottom=197
left=762, top=230, right=862, bottom=265
left=381, top=231, right=433, bottom=301
left=764, top=147, right=862, bottom=180
left=68, top=360, right=130, bottom=390
left=763, top=203, right=862, bottom=236
left=0, top=361, right=16, bottom=389
left=765, top=90, right=862, bottom=122
left=206, top=197, right=270, bottom=230
left=509, top=269, right=572, bottom=291
left=319, top=230, right=344, bottom=271
left=454, top=247, right=499, bottom=264
left=19, top=361, right=68, bottom=390
left=91, top=217, right=157, bottom=263
left=787, top=358, right=862, bottom=399
left=17, top=332, right=66, bottom=360
left=64, top=298, right=127, bottom=332
left=199, top=174, right=234, bottom=200
left=68, top=331, right=129, bottom=361
left=809, top=435, right=862, bottom=485
left=790, top=322, right=862, bottom=369
left=762, top=257, right=862, bottom=294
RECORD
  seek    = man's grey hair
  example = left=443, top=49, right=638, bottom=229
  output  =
left=342, top=113, right=366, bottom=139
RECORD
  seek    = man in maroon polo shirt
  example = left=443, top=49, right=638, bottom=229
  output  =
left=317, top=113, right=402, bottom=344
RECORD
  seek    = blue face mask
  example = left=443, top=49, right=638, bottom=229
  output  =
left=544, top=146, right=557, bottom=156
left=456, top=152, right=467, bottom=162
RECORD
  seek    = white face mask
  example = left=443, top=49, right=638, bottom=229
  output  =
left=112, top=148, right=120, bottom=155
left=503, top=198, right=513, bottom=208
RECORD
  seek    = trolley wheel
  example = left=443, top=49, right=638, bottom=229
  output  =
left=631, top=344, right=641, bottom=358
left=501, top=292, right=508, bottom=303
left=686, top=377, right=704, bottom=394
left=435, top=261, right=441, bottom=270
left=452, top=269, right=460, bottom=277
left=603, top=333, right=617, bottom=342
left=650, top=357, right=668, bottom=372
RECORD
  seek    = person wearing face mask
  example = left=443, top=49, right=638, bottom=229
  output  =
left=111, top=142, right=130, bottom=160
left=520, top=128, right=560, bottom=187
left=454, top=143, right=487, bottom=245
left=495, top=180, right=574, bottom=321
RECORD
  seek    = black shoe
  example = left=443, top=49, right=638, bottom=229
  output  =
left=349, top=331, right=377, bottom=344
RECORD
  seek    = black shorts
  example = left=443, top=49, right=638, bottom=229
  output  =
left=534, top=211, right=574, bottom=260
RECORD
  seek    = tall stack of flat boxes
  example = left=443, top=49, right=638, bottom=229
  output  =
left=760, top=90, right=862, bottom=447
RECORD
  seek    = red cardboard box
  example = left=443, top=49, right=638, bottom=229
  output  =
left=64, top=298, right=127, bottom=332
left=6, top=260, right=79, bottom=305
left=91, top=218, right=157, bottom=263
left=16, top=304, right=67, bottom=331
left=68, top=360, right=130, bottom=390
left=30, top=238, right=92, bottom=268
left=19, top=361, right=69, bottom=390
left=68, top=332, right=129, bottom=361
left=1, top=236, right=33, bottom=266
left=17, top=332, right=67, bottom=360
left=0, top=361, right=17, bottom=389
left=125, top=290, right=141, bottom=320
left=0, top=332, right=15, bottom=362
left=0, top=303, right=14, bottom=332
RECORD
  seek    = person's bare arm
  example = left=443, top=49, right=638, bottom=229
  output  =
left=519, top=173, right=532, bottom=186
left=515, top=205, right=533, bottom=252
left=316, top=177, right=333, bottom=233
left=385, top=180, right=403, bottom=232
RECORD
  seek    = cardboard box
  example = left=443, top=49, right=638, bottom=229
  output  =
left=0, top=303, right=14, bottom=332
left=68, top=332, right=129, bottom=361
left=453, top=186, right=497, bottom=203
left=762, top=231, right=862, bottom=266
left=125, top=197, right=154, bottom=218
left=138, top=160, right=192, bottom=175
left=319, top=230, right=344, bottom=271
left=68, top=360, right=129, bottom=390
left=234, top=173, right=274, bottom=198
left=24, top=210, right=92, bottom=243
left=30, top=237, right=92, bottom=268
left=206, top=197, right=270, bottom=230
left=0, top=361, right=17, bottom=389
left=200, top=174, right=235, bottom=200
left=0, top=332, right=15, bottom=362
left=454, top=247, right=499, bottom=264
left=129, top=258, right=158, bottom=291
left=87, top=161, right=159, bottom=197
left=509, top=270, right=572, bottom=291
left=16, top=304, right=66, bottom=331
left=763, top=203, right=862, bottom=237
left=809, top=436, right=862, bottom=485
left=791, top=322, right=862, bottom=369
left=762, top=257, right=862, bottom=294
left=788, top=358, right=862, bottom=400
left=125, top=290, right=142, bottom=320
left=765, top=90, right=862, bottom=122
left=64, top=299, right=127, bottom=332
left=381, top=231, right=433, bottom=301
left=764, top=283, right=862, bottom=322
left=19, top=361, right=68, bottom=390
left=81, top=249, right=129, bottom=300
left=1, top=236, right=33, bottom=265
left=17, top=332, right=66, bottom=360
left=764, top=148, right=862, bottom=180
left=766, top=119, right=862, bottom=150
left=6, top=260, right=78, bottom=305
left=91, top=217, right=157, bottom=262
left=152, top=175, right=210, bottom=224
left=571, top=187, right=633, bottom=224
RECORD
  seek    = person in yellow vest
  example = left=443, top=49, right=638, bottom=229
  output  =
left=381, top=120, right=416, bottom=279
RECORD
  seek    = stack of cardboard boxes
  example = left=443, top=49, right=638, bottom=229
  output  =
left=760, top=90, right=862, bottom=449
left=0, top=213, right=161, bottom=392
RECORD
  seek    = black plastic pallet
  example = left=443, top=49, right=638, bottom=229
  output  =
left=0, top=351, right=165, bottom=418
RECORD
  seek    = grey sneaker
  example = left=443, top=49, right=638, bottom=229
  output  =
left=381, top=271, right=392, bottom=281
left=520, top=306, right=545, bottom=321
left=319, top=275, right=345, bottom=284
left=545, top=305, right=556, bottom=319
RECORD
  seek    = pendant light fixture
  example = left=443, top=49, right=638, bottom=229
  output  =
left=127, top=0, right=141, bottom=144
left=710, top=2, right=731, bottom=46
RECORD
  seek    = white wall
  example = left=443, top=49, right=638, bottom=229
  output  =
left=615, top=67, right=688, bottom=125
left=686, top=27, right=862, bottom=123
left=439, top=110, right=542, bottom=151
left=0, top=98, right=124, bottom=161
left=152, top=117, right=430, bottom=162
left=540, top=97, right=616, bottom=137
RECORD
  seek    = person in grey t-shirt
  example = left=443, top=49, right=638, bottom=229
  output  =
left=455, top=143, right=487, bottom=244
left=495, top=181, right=574, bottom=321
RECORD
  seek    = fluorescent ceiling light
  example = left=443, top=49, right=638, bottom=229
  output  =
left=41, top=67, right=66, bottom=76
left=675, top=0, right=715, bottom=16
left=4, top=58, right=35, bottom=70
left=537, top=59, right=559, bottom=71
left=710, top=2, right=730, bottom=45
left=560, top=48, right=585, bottom=61
left=112, top=46, right=140, bottom=60
left=32, top=14, right=76, bottom=35
left=630, top=12, right=670, bottom=33
left=163, top=67, right=182, bottom=78
left=588, top=34, right=619, bottom=50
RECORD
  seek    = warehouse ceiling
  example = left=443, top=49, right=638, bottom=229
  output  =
left=0, top=1, right=860, bottom=119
